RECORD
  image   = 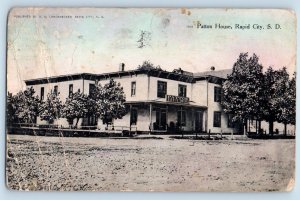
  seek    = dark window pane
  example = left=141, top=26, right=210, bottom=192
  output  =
left=130, top=109, right=138, bottom=125
left=178, top=84, right=187, bottom=97
left=228, top=114, right=234, bottom=128
left=177, top=110, right=186, bottom=126
left=213, top=111, right=221, bottom=127
left=214, top=87, right=222, bottom=102
left=157, top=81, right=167, bottom=98
left=54, top=86, right=58, bottom=95
left=40, top=87, right=44, bottom=100
left=69, top=84, right=73, bottom=97
left=131, top=81, right=136, bottom=96
left=89, top=84, right=95, bottom=96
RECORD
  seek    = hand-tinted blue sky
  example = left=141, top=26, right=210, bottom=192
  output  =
left=7, top=8, right=296, bottom=93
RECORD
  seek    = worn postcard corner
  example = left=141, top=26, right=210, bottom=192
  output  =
left=6, top=7, right=296, bottom=192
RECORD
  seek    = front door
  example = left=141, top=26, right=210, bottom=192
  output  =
left=195, top=111, right=203, bottom=132
left=155, top=108, right=167, bottom=130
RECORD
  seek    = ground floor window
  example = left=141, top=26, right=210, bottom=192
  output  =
left=177, top=110, right=186, bottom=127
left=213, top=111, right=221, bottom=127
left=82, top=115, right=97, bottom=126
left=195, top=111, right=203, bottom=132
left=102, top=117, right=112, bottom=125
left=154, top=108, right=167, bottom=130
left=130, top=108, right=138, bottom=125
left=227, top=114, right=234, bottom=128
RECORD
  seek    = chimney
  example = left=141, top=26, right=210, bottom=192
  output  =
left=119, top=63, right=125, bottom=72
left=210, top=66, right=215, bottom=71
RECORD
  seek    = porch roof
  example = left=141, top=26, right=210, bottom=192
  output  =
left=125, top=100, right=207, bottom=109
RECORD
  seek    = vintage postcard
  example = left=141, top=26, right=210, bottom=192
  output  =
left=6, top=8, right=296, bottom=192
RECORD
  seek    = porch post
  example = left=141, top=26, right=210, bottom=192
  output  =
left=192, top=108, right=195, bottom=132
left=149, top=103, right=152, bottom=134
left=166, top=105, right=168, bottom=131
left=205, top=110, right=208, bottom=133
left=129, top=104, right=132, bottom=133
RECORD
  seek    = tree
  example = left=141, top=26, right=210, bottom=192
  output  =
left=137, top=60, right=162, bottom=71
left=93, top=79, right=127, bottom=128
left=263, top=67, right=290, bottom=135
left=39, top=92, right=63, bottom=124
left=7, top=92, right=18, bottom=125
left=7, top=87, right=41, bottom=124
left=222, top=53, right=265, bottom=134
left=289, top=73, right=296, bottom=126
left=267, top=68, right=295, bottom=135
left=61, top=91, right=88, bottom=127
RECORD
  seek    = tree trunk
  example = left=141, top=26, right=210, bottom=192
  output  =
left=284, top=123, right=287, bottom=136
left=75, top=118, right=80, bottom=128
left=256, top=120, right=258, bottom=134
left=244, top=120, right=247, bottom=136
left=269, top=120, right=274, bottom=136
left=258, top=120, right=261, bottom=134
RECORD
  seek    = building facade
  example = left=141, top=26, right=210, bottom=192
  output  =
left=25, top=67, right=244, bottom=134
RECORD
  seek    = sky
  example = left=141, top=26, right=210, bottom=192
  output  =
left=7, top=8, right=296, bottom=93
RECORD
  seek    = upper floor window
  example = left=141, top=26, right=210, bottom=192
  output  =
left=131, top=81, right=136, bottom=96
left=69, top=84, right=73, bottom=97
left=213, top=111, right=221, bottom=127
left=89, top=84, right=95, bottom=96
left=178, top=84, right=187, bottom=97
left=53, top=85, right=58, bottom=95
left=40, top=87, right=44, bottom=101
left=157, top=81, right=167, bottom=98
left=214, top=86, right=222, bottom=102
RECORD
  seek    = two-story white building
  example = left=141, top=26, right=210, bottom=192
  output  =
left=25, top=65, right=242, bottom=134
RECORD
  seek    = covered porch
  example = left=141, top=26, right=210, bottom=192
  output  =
left=125, top=101, right=207, bottom=133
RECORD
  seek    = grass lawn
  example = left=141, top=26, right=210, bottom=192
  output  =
left=6, top=134, right=295, bottom=192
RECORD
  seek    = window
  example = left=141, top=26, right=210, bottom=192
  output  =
left=131, top=81, right=136, bottom=96
left=213, top=111, right=221, bottom=127
left=53, top=85, right=58, bottom=95
left=102, top=117, right=112, bottom=125
left=178, top=84, right=187, bottom=97
left=157, top=81, right=167, bottom=98
left=89, top=84, right=95, bottom=96
left=130, top=109, right=138, bottom=125
left=227, top=114, right=234, bottom=128
left=69, top=84, right=73, bottom=97
left=177, top=110, right=186, bottom=127
left=214, top=86, right=222, bottom=102
left=40, top=87, right=44, bottom=100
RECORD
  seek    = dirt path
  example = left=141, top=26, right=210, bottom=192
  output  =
left=6, top=135, right=295, bottom=191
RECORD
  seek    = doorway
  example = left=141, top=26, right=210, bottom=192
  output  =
left=154, top=108, right=167, bottom=130
left=195, top=111, right=203, bottom=132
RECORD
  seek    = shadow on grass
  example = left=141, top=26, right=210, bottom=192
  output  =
left=247, top=134, right=295, bottom=140
left=170, top=136, right=225, bottom=140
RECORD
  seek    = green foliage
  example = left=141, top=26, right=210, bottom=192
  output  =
left=288, top=73, right=296, bottom=125
left=7, top=87, right=41, bottom=124
left=61, top=91, right=88, bottom=126
left=264, top=68, right=295, bottom=134
left=93, top=79, right=127, bottom=126
left=7, top=92, right=17, bottom=125
left=264, top=67, right=290, bottom=121
left=222, top=53, right=264, bottom=123
left=39, top=92, right=63, bottom=124
left=223, top=53, right=296, bottom=135
left=137, top=60, right=162, bottom=71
